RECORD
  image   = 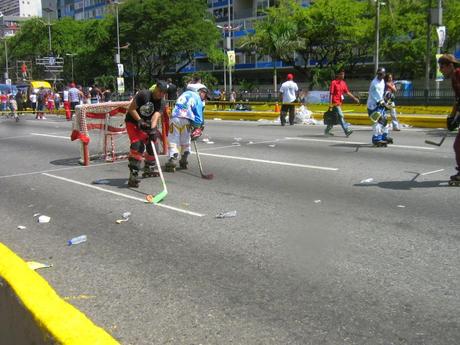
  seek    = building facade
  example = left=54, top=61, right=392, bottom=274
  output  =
left=57, top=0, right=120, bottom=20
left=0, top=0, right=43, bottom=17
left=183, top=0, right=312, bottom=83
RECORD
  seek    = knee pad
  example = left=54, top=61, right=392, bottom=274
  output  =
left=130, top=141, right=145, bottom=154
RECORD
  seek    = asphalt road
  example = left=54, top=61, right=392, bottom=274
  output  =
left=1, top=115, right=459, bottom=345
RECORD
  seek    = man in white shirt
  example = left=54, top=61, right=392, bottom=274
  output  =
left=367, top=67, right=392, bottom=145
left=279, top=74, right=299, bottom=126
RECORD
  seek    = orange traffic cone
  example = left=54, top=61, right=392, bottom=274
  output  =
left=274, top=102, right=281, bottom=113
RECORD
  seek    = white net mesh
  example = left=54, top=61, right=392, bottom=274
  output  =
left=72, top=102, right=131, bottom=164
left=72, top=101, right=168, bottom=165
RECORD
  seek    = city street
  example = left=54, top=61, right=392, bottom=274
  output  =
left=1, top=115, right=459, bottom=345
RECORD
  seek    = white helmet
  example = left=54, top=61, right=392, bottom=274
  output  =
left=187, top=83, right=208, bottom=94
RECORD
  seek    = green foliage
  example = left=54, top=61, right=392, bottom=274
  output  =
left=238, top=79, right=255, bottom=92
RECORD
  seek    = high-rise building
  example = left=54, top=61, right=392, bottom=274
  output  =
left=0, top=0, right=43, bottom=17
left=57, top=0, right=121, bottom=20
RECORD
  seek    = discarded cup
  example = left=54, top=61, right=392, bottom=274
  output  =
left=215, top=210, right=237, bottom=219
left=68, top=235, right=87, bottom=246
left=122, top=212, right=131, bottom=219
left=38, top=215, right=51, bottom=223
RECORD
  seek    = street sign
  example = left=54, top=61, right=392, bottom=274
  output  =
left=227, top=50, right=235, bottom=67
left=117, top=63, right=124, bottom=77
left=117, top=77, right=125, bottom=94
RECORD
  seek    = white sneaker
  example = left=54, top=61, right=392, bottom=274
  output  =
left=42, top=116, right=47, bottom=120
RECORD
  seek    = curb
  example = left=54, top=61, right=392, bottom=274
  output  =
left=204, top=110, right=447, bottom=129
left=0, top=243, right=119, bottom=345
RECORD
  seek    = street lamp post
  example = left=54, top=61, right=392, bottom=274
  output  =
left=227, top=0, right=232, bottom=94
left=114, top=0, right=121, bottom=65
left=66, top=53, right=77, bottom=82
left=43, top=7, right=53, bottom=53
left=4, top=38, right=8, bottom=81
left=216, top=25, right=227, bottom=94
left=374, top=1, right=385, bottom=74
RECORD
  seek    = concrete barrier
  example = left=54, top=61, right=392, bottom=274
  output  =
left=204, top=110, right=447, bottom=128
left=0, top=243, right=119, bottom=345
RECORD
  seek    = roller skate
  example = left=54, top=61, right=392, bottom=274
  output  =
left=179, top=151, right=190, bottom=169
left=165, top=153, right=178, bottom=172
left=142, top=161, right=159, bottom=178
left=128, top=171, right=140, bottom=188
left=448, top=173, right=460, bottom=186
left=372, top=135, right=387, bottom=147
left=345, top=128, right=353, bottom=137
left=382, top=134, right=393, bottom=144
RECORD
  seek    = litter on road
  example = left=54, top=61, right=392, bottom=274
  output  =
left=268, top=144, right=276, bottom=148
left=360, top=178, right=375, bottom=184
left=314, top=200, right=322, bottom=204
left=27, top=261, right=53, bottom=270
left=38, top=215, right=51, bottom=223
left=216, top=210, right=237, bottom=218
left=68, top=235, right=87, bottom=246
left=397, top=205, right=406, bottom=208
left=17, top=225, right=27, bottom=229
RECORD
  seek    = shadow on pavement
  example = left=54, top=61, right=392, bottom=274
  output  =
left=354, top=179, right=447, bottom=190
left=50, top=157, right=83, bottom=166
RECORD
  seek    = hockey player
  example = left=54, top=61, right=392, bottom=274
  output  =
left=367, top=67, right=393, bottom=146
left=125, top=81, right=168, bottom=187
left=438, top=54, right=460, bottom=185
left=165, top=83, right=208, bottom=172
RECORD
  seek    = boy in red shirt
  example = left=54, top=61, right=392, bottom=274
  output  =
left=326, top=69, right=360, bottom=136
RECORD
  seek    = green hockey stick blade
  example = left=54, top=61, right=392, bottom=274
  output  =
left=152, top=190, right=168, bottom=204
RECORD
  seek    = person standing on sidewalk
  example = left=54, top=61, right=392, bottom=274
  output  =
left=438, top=54, right=460, bottom=183
left=279, top=74, right=299, bottom=126
left=326, top=69, right=360, bottom=136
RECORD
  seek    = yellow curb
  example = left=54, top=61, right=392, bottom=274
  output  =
left=0, top=243, right=119, bottom=345
left=204, top=111, right=447, bottom=128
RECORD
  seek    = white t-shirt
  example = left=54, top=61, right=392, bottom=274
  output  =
left=279, top=80, right=298, bottom=103
left=366, top=77, right=385, bottom=110
left=63, top=90, right=69, bottom=102
left=29, top=94, right=37, bottom=103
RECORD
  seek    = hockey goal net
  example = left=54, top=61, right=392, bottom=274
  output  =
left=70, top=102, right=168, bottom=165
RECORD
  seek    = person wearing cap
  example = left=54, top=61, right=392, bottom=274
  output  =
left=438, top=54, right=460, bottom=183
left=367, top=67, right=393, bottom=145
left=165, top=83, right=208, bottom=172
left=279, top=73, right=299, bottom=126
left=125, top=81, right=168, bottom=187
left=326, top=69, right=360, bottom=136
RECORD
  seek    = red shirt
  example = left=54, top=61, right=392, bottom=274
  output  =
left=329, top=79, right=350, bottom=106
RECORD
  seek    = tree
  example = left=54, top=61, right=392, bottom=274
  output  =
left=115, top=0, right=221, bottom=86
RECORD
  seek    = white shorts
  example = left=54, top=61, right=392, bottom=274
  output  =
left=168, top=117, right=191, bottom=158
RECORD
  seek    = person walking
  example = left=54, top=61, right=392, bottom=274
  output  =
left=29, top=91, right=37, bottom=116
left=367, top=67, right=392, bottom=146
left=326, top=69, right=360, bottom=136
left=438, top=54, right=460, bottom=184
left=90, top=84, right=102, bottom=104
left=69, top=83, right=83, bottom=117
left=384, top=73, right=401, bottom=131
left=125, top=81, right=168, bottom=188
left=15, top=90, right=24, bottom=114
left=279, top=74, right=299, bottom=126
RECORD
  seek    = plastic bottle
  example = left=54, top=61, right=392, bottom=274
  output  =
left=68, top=235, right=87, bottom=246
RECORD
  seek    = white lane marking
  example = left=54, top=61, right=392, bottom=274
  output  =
left=31, top=133, right=69, bottom=140
left=0, top=135, right=32, bottom=141
left=193, top=152, right=338, bottom=171
left=42, top=173, right=205, bottom=217
left=198, top=139, right=288, bottom=152
left=285, top=137, right=435, bottom=150
left=0, top=161, right=125, bottom=179
left=421, top=169, right=445, bottom=176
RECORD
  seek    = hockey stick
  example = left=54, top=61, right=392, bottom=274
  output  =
left=425, top=131, right=448, bottom=146
left=146, top=140, right=168, bottom=204
left=193, top=140, right=214, bottom=180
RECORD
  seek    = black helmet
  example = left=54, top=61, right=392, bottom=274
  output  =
left=155, top=80, right=168, bottom=92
